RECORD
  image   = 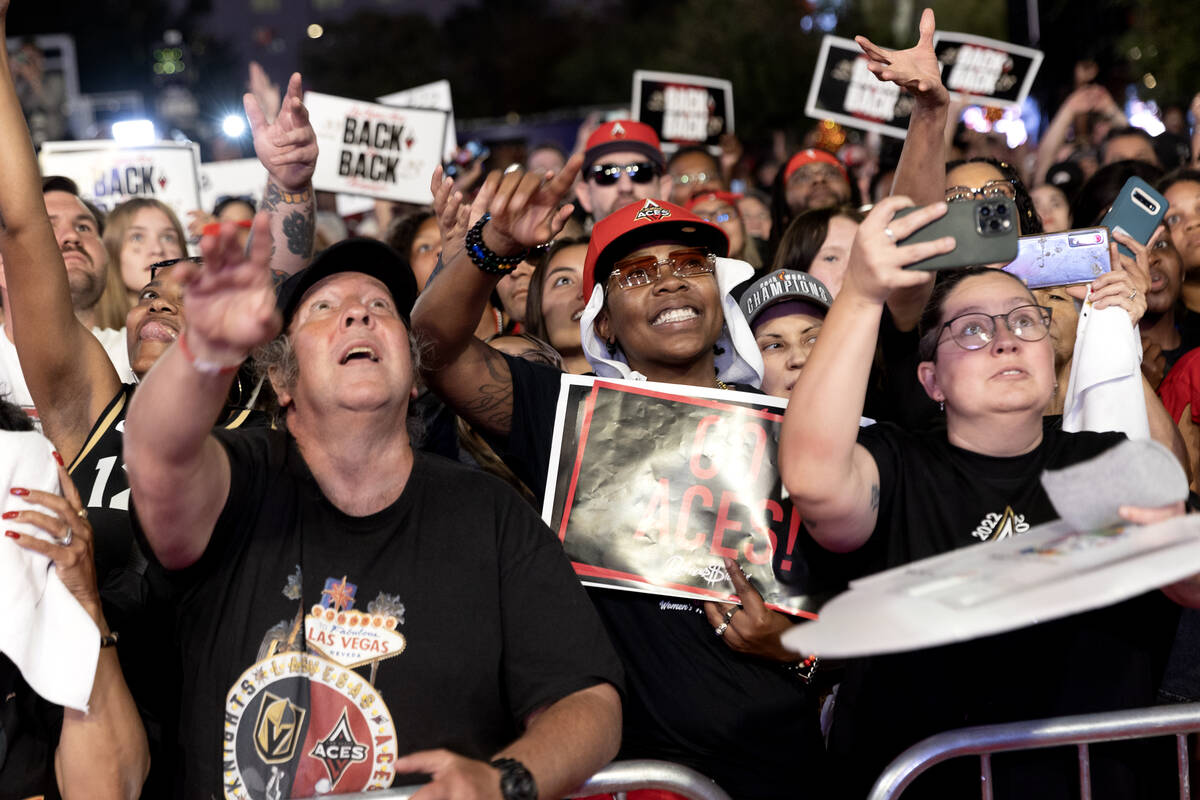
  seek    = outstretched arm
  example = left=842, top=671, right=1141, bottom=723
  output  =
left=125, top=215, right=280, bottom=569
left=780, top=197, right=955, bottom=552
left=392, top=683, right=621, bottom=800
left=0, top=1, right=119, bottom=459
left=410, top=157, right=580, bottom=437
left=245, top=71, right=317, bottom=278
left=855, top=8, right=950, bottom=331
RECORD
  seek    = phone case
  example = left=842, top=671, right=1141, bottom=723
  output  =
left=1002, top=228, right=1111, bottom=289
left=896, top=197, right=1020, bottom=271
left=1099, top=176, right=1166, bottom=259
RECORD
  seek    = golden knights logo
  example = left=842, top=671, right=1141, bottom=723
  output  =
left=309, top=710, right=369, bottom=786
left=633, top=199, right=671, bottom=222
left=253, top=692, right=306, bottom=764
left=223, top=652, right=396, bottom=800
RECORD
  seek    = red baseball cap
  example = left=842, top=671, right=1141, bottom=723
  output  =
left=583, top=198, right=730, bottom=298
left=583, top=119, right=666, bottom=173
left=783, top=148, right=849, bottom=184
left=685, top=191, right=744, bottom=211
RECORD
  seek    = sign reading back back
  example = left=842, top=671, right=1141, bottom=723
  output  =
left=40, top=140, right=202, bottom=221
left=805, top=35, right=914, bottom=139
left=932, top=31, right=1043, bottom=108
left=632, top=70, right=734, bottom=153
left=305, top=91, right=448, bottom=204
left=543, top=376, right=844, bottom=617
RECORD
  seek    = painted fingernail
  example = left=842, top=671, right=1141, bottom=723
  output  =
left=4, top=531, right=18, bottom=539
left=52, top=451, right=63, bottom=466
left=9, top=488, right=28, bottom=496
left=1, top=512, right=17, bottom=520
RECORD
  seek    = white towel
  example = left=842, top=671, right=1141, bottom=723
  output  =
left=0, top=431, right=99, bottom=712
left=1061, top=293, right=1150, bottom=440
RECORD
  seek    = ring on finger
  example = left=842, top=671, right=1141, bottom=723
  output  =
left=884, top=227, right=896, bottom=243
left=713, top=622, right=730, bottom=637
left=1129, top=289, right=1137, bottom=300
left=58, top=529, right=73, bottom=547
left=76, top=508, right=88, bottom=521
left=722, top=606, right=740, bottom=624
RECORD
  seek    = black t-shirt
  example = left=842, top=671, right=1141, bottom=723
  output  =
left=863, top=308, right=942, bottom=432
left=152, top=426, right=622, bottom=799
left=500, top=354, right=828, bottom=800
left=828, top=420, right=1180, bottom=799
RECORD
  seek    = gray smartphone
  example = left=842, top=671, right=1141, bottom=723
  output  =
left=1002, top=228, right=1111, bottom=289
left=896, top=197, right=1019, bottom=271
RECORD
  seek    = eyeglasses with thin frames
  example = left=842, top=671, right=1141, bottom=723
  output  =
left=935, top=304, right=1052, bottom=354
left=607, top=247, right=716, bottom=290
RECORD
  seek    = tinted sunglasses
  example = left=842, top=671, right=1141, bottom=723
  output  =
left=588, top=161, right=660, bottom=186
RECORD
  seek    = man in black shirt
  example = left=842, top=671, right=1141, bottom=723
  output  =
left=125, top=228, right=622, bottom=799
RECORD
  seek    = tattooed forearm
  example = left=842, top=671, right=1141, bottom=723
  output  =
left=282, top=208, right=314, bottom=257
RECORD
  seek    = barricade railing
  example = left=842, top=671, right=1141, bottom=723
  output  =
left=868, top=701, right=1200, bottom=800
left=333, top=759, right=733, bottom=800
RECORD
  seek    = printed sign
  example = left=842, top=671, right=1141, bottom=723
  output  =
left=805, top=35, right=914, bottom=139
left=198, top=158, right=268, bottom=214
left=632, top=70, right=734, bottom=153
left=933, top=31, right=1043, bottom=108
left=543, top=376, right=841, bottom=617
left=305, top=91, right=449, bottom=204
left=39, top=139, right=203, bottom=220
left=378, top=79, right=458, bottom=162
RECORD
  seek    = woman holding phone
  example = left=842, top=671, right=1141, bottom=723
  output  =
left=780, top=195, right=1198, bottom=798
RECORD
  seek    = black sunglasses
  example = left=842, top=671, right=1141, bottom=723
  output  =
left=588, top=161, right=660, bottom=186
left=148, top=256, right=203, bottom=280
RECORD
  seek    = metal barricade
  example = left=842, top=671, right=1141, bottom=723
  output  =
left=868, top=701, right=1200, bottom=800
left=333, top=759, right=732, bottom=800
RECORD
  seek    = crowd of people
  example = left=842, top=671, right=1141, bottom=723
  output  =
left=4, top=3, right=1200, bottom=799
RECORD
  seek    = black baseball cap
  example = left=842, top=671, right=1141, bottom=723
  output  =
left=277, top=238, right=419, bottom=327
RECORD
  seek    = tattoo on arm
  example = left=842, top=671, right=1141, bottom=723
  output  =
left=282, top=208, right=314, bottom=257
left=459, top=350, right=514, bottom=433
left=425, top=254, right=447, bottom=288
left=870, top=483, right=880, bottom=511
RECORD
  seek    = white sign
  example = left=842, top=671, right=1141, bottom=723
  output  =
left=305, top=91, right=449, bottom=205
left=805, top=35, right=914, bottom=139
left=632, top=70, right=734, bottom=154
left=783, top=515, right=1200, bottom=659
left=198, top=158, right=267, bottom=214
left=932, top=31, right=1044, bottom=108
left=378, top=79, right=458, bottom=162
left=39, top=140, right=203, bottom=222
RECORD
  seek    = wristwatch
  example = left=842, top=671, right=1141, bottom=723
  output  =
left=491, top=757, right=538, bottom=800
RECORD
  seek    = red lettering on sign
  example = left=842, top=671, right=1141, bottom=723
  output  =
left=710, top=490, right=741, bottom=559
left=689, top=415, right=722, bottom=479
left=674, top=484, right=713, bottom=550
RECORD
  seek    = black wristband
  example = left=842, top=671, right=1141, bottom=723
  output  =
left=100, top=631, right=119, bottom=648
left=491, top=757, right=537, bottom=800
left=466, top=213, right=528, bottom=275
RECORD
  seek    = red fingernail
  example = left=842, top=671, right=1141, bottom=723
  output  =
left=9, top=488, right=28, bottom=496
left=52, top=451, right=63, bottom=466
left=1, top=512, right=17, bottom=520
left=4, top=531, right=18, bottom=539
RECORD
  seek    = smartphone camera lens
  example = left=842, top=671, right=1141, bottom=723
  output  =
left=996, top=203, right=1008, bottom=215
left=980, top=205, right=991, bottom=217
left=990, top=219, right=1001, bottom=231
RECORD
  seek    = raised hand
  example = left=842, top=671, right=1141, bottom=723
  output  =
left=247, top=61, right=281, bottom=126
left=176, top=212, right=281, bottom=368
left=855, top=8, right=948, bottom=106
left=244, top=71, right=317, bottom=192
left=477, top=154, right=583, bottom=256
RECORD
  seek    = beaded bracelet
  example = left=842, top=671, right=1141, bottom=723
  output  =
left=465, top=213, right=528, bottom=275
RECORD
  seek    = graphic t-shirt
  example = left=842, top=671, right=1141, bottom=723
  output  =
left=498, top=354, right=829, bottom=800
left=828, top=419, right=1180, bottom=799
left=155, top=427, right=622, bottom=799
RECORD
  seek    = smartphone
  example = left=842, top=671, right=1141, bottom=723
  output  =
left=443, top=141, right=491, bottom=178
left=896, top=197, right=1019, bottom=271
left=1100, top=176, right=1166, bottom=259
left=1002, top=227, right=1111, bottom=289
